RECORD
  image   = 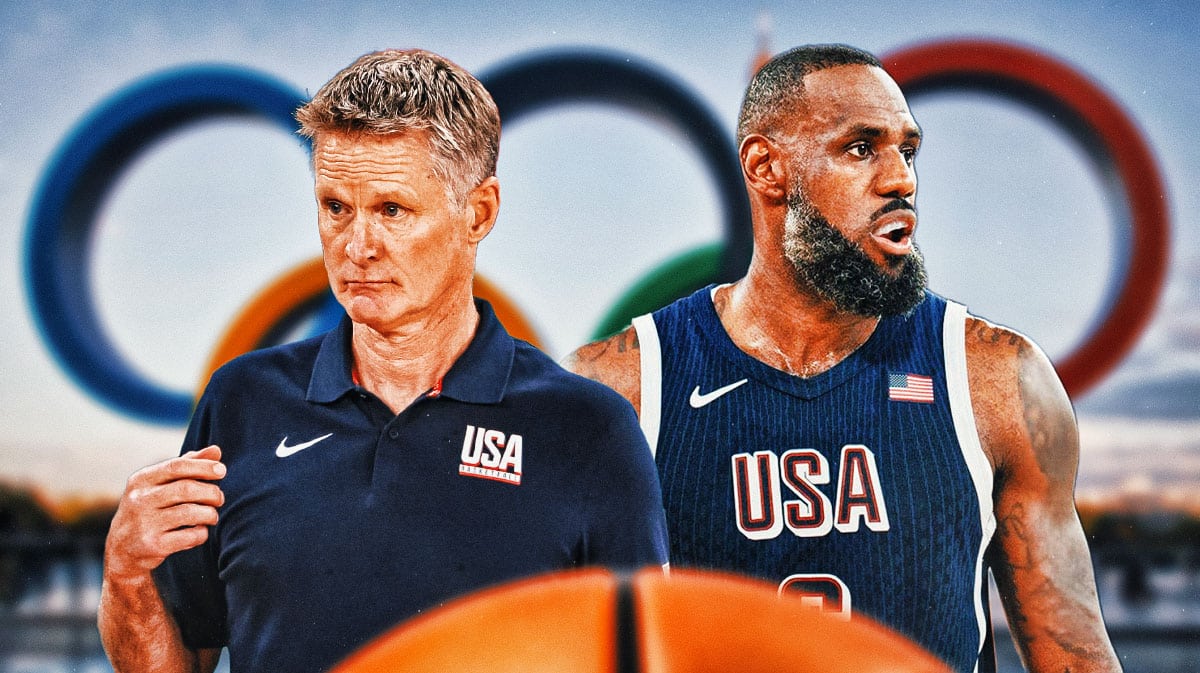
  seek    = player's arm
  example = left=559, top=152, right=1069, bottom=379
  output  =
left=561, top=325, right=643, bottom=417
left=966, top=318, right=1121, bottom=673
left=98, top=445, right=226, bottom=673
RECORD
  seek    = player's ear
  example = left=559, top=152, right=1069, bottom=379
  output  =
left=739, top=134, right=788, bottom=203
left=465, top=176, right=500, bottom=243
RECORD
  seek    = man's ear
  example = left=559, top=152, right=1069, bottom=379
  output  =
left=465, top=176, right=500, bottom=243
left=739, top=134, right=788, bottom=203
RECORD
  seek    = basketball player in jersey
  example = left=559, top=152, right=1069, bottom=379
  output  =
left=565, top=44, right=1121, bottom=673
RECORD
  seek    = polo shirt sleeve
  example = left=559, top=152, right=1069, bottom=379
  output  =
left=151, top=388, right=229, bottom=649
left=581, top=396, right=670, bottom=568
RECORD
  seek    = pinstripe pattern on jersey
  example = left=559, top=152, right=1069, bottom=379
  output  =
left=636, top=286, right=991, bottom=673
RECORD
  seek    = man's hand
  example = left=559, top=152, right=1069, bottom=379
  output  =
left=105, top=445, right=226, bottom=580
left=99, top=445, right=226, bottom=673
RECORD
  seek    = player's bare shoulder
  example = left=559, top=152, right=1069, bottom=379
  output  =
left=561, top=325, right=643, bottom=416
left=963, top=315, right=1025, bottom=386
left=963, top=314, right=1077, bottom=478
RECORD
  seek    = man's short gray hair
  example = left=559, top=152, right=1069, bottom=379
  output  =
left=296, top=49, right=500, bottom=204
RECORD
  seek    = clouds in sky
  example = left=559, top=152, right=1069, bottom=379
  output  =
left=2, top=0, right=1196, bottom=496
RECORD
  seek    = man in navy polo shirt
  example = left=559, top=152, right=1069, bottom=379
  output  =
left=98, top=49, right=669, bottom=673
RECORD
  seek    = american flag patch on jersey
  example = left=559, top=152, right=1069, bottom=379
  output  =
left=888, top=372, right=934, bottom=403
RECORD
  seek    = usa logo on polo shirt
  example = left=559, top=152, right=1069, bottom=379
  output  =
left=459, top=424, right=523, bottom=485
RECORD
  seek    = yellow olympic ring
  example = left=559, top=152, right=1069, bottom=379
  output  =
left=201, top=258, right=544, bottom=397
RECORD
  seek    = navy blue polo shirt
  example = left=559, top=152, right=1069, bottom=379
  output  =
left=154, top=300, right=668, bottom=673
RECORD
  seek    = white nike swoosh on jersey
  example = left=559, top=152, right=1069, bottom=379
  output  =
left=275, top=433, right=333, bottom=458
left=689, top=379, right=749, bottom=408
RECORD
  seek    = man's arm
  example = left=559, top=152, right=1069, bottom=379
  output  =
left=98, top=445, right=226, bottom=673
left=966, top=317, right=1121, bottom=673
left=561, top=325, right=643, bottom=416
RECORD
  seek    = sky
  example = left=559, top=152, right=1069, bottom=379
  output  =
left=1, top=0, right=1197, bottom=501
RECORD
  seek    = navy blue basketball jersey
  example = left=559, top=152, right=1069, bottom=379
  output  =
left=634, top=286, right=995, bottom=672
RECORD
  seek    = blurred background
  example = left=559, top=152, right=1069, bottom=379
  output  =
left=1, top=1, right=1196, bottom=671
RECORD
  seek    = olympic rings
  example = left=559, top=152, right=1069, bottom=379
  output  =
left=482, top=49, right=752, bottom=283
left=24, top=65, right=308, bottom=424
left=23, top=40, right=1168, bottom=426
left=883, top=39, right=1169, bottom=397
left=25, top=51, right=748, bottom=425
left=208, top=50, right=752, bottom=390
left=605, top=40, right=1169, bottom=397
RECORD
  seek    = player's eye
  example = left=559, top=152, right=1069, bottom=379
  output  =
left=383, top=203, right=401, bottom=217
left=847, top=142, right=873, bottom=159
left=326, top=200, right=345, bottom=215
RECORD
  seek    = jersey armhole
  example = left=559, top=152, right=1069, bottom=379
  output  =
left=943, top=301, right=995, bottom=535
left=943, top=300, right=996, bottom=669
left=631, top=313, right=662, bottom=459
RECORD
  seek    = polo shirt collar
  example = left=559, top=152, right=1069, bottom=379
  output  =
left=307, top=299, right=514, bottom=405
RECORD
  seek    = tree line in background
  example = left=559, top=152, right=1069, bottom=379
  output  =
left=1, top=482, right=1197, bottom=609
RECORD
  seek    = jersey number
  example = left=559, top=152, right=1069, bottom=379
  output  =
left=779, top=573, right=852, bottom=619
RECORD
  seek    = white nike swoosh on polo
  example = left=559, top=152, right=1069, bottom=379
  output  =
left=275, top=433, right=333, bottom=458
left=688, top=379, right=749, bottom=408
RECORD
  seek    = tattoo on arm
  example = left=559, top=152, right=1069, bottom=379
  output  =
left=616, top=329, right=640, bottom=354
left=579, top=329, right=639, bottom=363
left=984, top=324, right=1117, bottom=670
left=971, top=320, right=1021, bottom=348
left=1017, top=338, right=1078, bottom=486
left=563, top=328, right=642, bottom=412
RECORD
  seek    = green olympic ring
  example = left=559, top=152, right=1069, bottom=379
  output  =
left=23, top=40, right=1168, bottom=426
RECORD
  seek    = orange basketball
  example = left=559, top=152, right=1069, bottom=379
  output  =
left=331, top=568, right=955, bottom=673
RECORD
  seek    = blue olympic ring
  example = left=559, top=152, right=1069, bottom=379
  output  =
left=25, top=65, right=310, bottom=424
left=24, top=51, right=747, bottom=425
left=482, top=49, right=751, bottom=282
left=25, top=43, right=1168, bottom=424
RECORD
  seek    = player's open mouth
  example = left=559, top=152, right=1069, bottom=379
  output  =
left=872, top=217, right=914, bottom=255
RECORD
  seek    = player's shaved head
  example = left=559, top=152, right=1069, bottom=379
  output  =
left=736, top=44, right=883, bottom=145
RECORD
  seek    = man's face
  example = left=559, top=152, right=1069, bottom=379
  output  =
left=783, top=187, right=927, bottom=317
left=313, top=131, right=478, bottom=334
left=780, top=64, right=927, bottom=316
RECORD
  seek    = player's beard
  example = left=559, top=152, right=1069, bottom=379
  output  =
left=782, top=188, right=928, bottom=318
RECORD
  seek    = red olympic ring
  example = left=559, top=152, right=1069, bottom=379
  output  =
left=883, top=39, right=1169, bottom=398
left=25, top=40, right=1166, bottom=424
